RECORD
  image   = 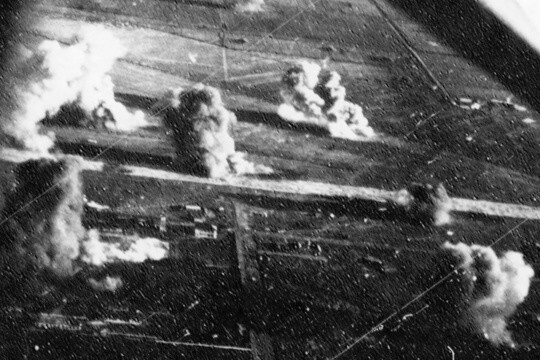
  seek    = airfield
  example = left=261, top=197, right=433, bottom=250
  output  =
left=1, top=0, right=540, bottom=359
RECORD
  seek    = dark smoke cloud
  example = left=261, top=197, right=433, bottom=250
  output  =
left=443, top=242, right=534, bottom=346
left=0, top=0, right=35, bottom=150
left=0, top=156, right=85, bottom=277
left=395, top=183, right=452, bottom=226
left=162, top=84, right=272, bottom=178
left=0, top=0, right=78, bottom=299
left=0, top=155, right=169, bottom=301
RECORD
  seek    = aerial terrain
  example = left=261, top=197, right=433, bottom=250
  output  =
left=0, top=0, right=539, bottom=359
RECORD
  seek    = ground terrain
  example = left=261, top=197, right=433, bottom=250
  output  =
left=1, top=0, right=540, bottom=359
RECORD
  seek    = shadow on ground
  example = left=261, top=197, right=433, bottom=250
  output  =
left=385, top=0, right=540, bottom=113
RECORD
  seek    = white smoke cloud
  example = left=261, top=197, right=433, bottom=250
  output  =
left=235, top=0, right=265, bottom=13
left=162, top=84, right=272, bottom=178
left=81, top=229, right=169, bottom=266
left=443, top=242, right=535, bottom=346
left=88, top=276, right=123, bottom=292
left=45, top=158, right=86, bottom=275
left=228, top=151, right=273, bottom=176
left=278, top=61, right=375, bottom=140
left=3, top=25, right=146, bottom=154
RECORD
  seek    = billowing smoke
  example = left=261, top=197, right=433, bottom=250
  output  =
left=0, top=156, right=85, bottom=277
left=443, top=242, right=535, bottom=346
left=3, top=25, right=146, bottom=154
left=0, top=155, right=168, bottom=300
left=88, top=276, right=123, bottom=292
left=235, top=0, right=265, bottom=13
left=81, top=229, right=169, bottom=266
left=278, top=61, right=375, bottom=140
left=395, top=182, right=452, bottom=226
left=162, top=84, right=272, bottom=178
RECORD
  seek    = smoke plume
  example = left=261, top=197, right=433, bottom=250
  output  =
left=443, top=242, right=535, bottom=346
left=81, top=229, right=169, bottom=266
left=0, top=156, right=86, bottom=277
left=3, top=25, right=146, bottom=154
left=88, top=276, right=123, bottom=292
left=162, top=84, right=272, bottom=178
left=278, top=61, right=375, bottom=140
left=395, top=182, right=452, bottom=226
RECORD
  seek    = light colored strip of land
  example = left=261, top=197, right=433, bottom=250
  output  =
left=1, top=148, right=539, bottom=221
left=450, top=198, right=540, bottom=220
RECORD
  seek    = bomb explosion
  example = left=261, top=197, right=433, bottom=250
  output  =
left=0, top=157, right=170, bottom=298
left=82, top=229, right=169, bottom=266
left=278, top=61, right=375, bottom=140
left=443, top=242, right=535, bottom=346
left=0, top=156, right=85, bottom=278
left=2, top=26, right=146, bottom=154
left=162, top=84, right=272, bottom=178
left=395, top=182, right=452, bottom=226
left=0, top=2, right=539, bottom=359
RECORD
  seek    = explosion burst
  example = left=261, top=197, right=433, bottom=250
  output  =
left=395, top=182, right=452, bottom=226
left=2, top=25, right=146, bottom=154
left=0, top=156, right=171, bottom=299
left=162, top=84, right=272, bottom=178
left=0, top=156, right=85, bottom=277
left=443, top=242, right=535, bottom=346
left=81, top=229, right=169, bottom=266
left=278, top=61, right=375, bottom=140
